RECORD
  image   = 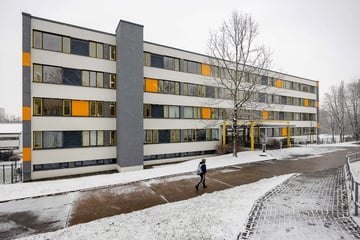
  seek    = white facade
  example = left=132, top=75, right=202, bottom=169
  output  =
left=23, top=14, right=319, bottom=180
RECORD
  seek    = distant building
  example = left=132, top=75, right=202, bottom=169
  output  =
left=0, top=108, right=5, bottom=122
left=22, top=13, right=319, bottom=181
left=0, top=123, right=22, bottom=160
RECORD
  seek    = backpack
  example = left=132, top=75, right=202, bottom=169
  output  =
left=196, top=163, right=202, bottom=175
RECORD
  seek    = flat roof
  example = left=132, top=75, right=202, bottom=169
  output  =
left=0, top=123, right=22, bottom=134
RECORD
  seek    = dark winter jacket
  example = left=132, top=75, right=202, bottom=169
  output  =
left=200, top=162, right=207, bottom=174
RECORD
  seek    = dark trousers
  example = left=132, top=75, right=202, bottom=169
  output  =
left=196, top=173, right=206, bottom=187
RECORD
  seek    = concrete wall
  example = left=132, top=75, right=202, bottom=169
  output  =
left=116, top=21, right=144, bottom=170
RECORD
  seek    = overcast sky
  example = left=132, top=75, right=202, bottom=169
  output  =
left=1, top=0, right=359, bottom=117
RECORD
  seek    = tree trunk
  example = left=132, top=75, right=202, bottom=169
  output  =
left=233, top=109, right=238, bottom=157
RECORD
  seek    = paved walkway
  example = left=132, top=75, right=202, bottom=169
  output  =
left=239, top=167, right=360, bottom=239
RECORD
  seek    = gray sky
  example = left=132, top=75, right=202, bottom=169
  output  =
left=1, top=0, right=359, bottom=117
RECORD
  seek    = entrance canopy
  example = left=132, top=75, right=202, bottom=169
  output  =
left=223, top=120, right=295, bottom=150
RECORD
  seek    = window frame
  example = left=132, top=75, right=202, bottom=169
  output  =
left=62, top=36, right=71, bottom=53
left=97, top=43, right=104, bottom=59
left=33, top=98, right=43, bottom=116
left=110, top=130, right=117, bottom=145
left=82, top=131, right=90, bottom=146
left=96, top=72, right=104, bottom=88
left=33, top=64, right=43, bottom=82
left=109, top=102, right=116, bottom=117
left=89, top=41, right=96, bottom=58
left=109, top=45, right=116, bottom=61
left=33, top=30, right=42, bottom=49
left=63, top=99, right=71, bottom=116
left=82, top=70, right=90, bottom=86
left=144, top=104, right=151, bottom=118
left=110, top=74, right=116, bottom=89
left=97, top=130, right=104, bottom=146
left=33, top=131, right=43, bottom=149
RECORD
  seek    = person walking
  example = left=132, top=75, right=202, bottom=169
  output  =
left=195, top=159, right=207, bottom=190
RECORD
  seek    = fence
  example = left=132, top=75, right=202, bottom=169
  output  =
left=345, top=152, right=360, bottom=216
left=0, top=161, right=22, bottom=184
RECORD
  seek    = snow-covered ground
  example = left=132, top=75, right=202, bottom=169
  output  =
left=1, top=142, right=358, bottom=202
left=352, top=161, right=360, bottom=182
left=20, top=175, right=292, bottom=240
left=1, top=142, right=359, bottom=240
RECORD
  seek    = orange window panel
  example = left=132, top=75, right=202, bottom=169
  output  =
left=315, top=101, right=319, bottom=108
left=262, top=111, right=268, bottom=120
left=22, top=106, right=31, bottom=121
left=201, top=64, right=211, bottom=76
left=23, top=147, right=31, bottom=162
left=317, top=122, right=320, bottom=128
left=303, top=99, right=309, bottom=107
left=22, top=52, right=31, bottom=67
left=72, top=100, right=89, bottom=116
left=202, top=107, right=211, bottom=119
left=276, top=79, right=282, bottom=88
left=281, top=127, right=288, bottom=137
left=145, top=78, right=159, bottom=93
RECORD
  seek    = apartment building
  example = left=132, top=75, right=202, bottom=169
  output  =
left=22, top=13, right=319, bottom=181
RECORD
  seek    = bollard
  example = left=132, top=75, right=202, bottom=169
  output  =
left=11, top=164, right=13, bottom=183
left=356, top=183, right=359, bottom=216
left=351, top=178, right=354, bottom=200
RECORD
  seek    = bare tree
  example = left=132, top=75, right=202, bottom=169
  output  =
left=320, top=102, right=337, bottom=142
left=323, top=82, right=347, bottom=143
left=345, top=78, right=360, bottom=140
left=207, top=11, right=272, bottom=157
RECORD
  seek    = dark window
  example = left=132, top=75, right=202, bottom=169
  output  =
left=279, top=112, right=285, bottom=120
left=151, top=105, right=163, bottom=118
left=43, top=99, right=63, bottom=116
left=196, top=129, right=206, bottom=141
left=310, top=86, right=315, bottom=93
left=151, top=54, right=164, bottom=68
left=63, top=131, right=82, bottom=148
left=63, top=68, right=82, bottom=86
left=206, top=86, right=215, bottom=98
left=43, top=163, right=60, bottom=170
left=158, top=130, right=170, bottom=143
left=71, top=38, right=89, bottom=56
left=96, top=159, right=104, bottom=165
left=33, top=165, right=42, bottom=171
left=258, top=93, right=266, bottom=103
left=60, top=162, right=69, bottom=169
left=261, top=76, right=268, bottom=85
left=281, top=96, right=287, bottom=105
left=82, top=160, right=97, bottom=166
left=75, top=161, right=83, bottom=167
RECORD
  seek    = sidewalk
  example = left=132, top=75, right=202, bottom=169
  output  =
left=239, top=167, right=360, bottom=239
